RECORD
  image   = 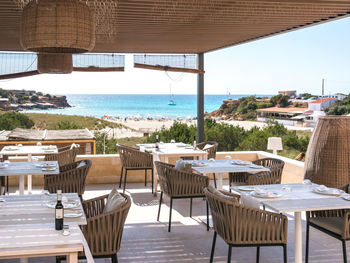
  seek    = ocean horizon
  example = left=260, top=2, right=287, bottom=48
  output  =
left=22, top=94, right=272, bottom=119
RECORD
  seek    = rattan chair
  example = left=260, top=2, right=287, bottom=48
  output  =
left=44, top=159, right=91, bottom=198
left=229, top=158, right=285, bottom=188
left=306, top=184, right=350, bottom=263
left=0, top=155, right=9, bottom=195
left=155, top=161, right=209, bottom=232
left=197, top=141, right=219, bottom=187
left=57, top=193, right=131, bottom=263
left=117, top=144, right=154, bottom=194
left=204, top=186, right=288, bottom=263
left=45, top=144, right=80, bottom=167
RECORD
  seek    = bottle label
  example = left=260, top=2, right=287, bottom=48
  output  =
left=56, top=209, right=63, bottom=219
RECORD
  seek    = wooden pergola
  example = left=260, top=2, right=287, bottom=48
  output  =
left=1, top=0, right=350, bottom=140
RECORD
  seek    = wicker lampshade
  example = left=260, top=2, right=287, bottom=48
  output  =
left=37, top=53, right=73, bottom=74
left=20, top=0, right=95, bottom=53
left=304, top=116, right=350, bottom=188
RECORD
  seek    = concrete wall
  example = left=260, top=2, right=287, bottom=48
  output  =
left=5, top=151, right=304, bottom=187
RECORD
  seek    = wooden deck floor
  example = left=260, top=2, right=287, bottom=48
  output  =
left=1, top=182, right=348, bottom=263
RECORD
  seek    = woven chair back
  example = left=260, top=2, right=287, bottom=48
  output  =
left=155, top=161, right=208, bottom=197
left=81, top=193, right=131, bottom=256
left=204, top=186, right=288, bottom=245
left=117, top=144, right=153, bottom=169
left=45, top=144, right=79, bottom=167
left=44, top=159, right=91, bottom=196
left=197, top=141, right=219, bottom=159
left=252, top=158, right=285, bottom=184
left=304, top=116, right=350, bottom=188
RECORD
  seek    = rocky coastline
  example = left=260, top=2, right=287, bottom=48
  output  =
left=0, top=89, right=70, bottom=111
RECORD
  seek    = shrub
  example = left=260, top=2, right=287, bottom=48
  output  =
left=55, top=120, right=82, bottom=130
left=0, top=112, right=34, bottom=130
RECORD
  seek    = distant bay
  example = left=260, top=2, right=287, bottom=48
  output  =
left=22, top=94, right=272, bottom=119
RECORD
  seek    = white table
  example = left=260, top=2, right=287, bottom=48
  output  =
left=189, top=159, right=269, bottom=190
left=0, top=193, right=86, bottom=225
left=0, top=161, right=59, bottom=195
left=232, top=183, right=350, bottom=263
left=0, top=193, right=93, bottom=263
left=0, top=223, right=91, bottom=263
left=1, top=145, right=58, bottom=194
left=138, top=143, right=208, bottom=193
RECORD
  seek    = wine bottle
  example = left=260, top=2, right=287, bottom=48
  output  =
left=55, top=190, right=64, bottom=230
left=193, top=136, right=197, bottom=149
left=155, top=134, right=159, bottom=150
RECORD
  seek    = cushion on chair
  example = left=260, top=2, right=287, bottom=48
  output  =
left=76, top=161, right=86, bottom=169
left=103, top=188, right=127, bottom=213
left=309, top=217, right=344, bottom=236
left=207, top=185, right=238, bottom=205
left=175, top=159, right=192, bottom=173
left=203, top=144, right=213, bottom=150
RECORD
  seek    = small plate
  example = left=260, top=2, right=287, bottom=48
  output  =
left=252, top=191, right=282, bottom=198
left=64, top=212, right=83, bottom=218
left=237, top=186, right=255, bottom=191
left=342, top=195, right=350, bottom=201
left=42, top=167, right=57, bottom=171
left=36, top=163, right=56, bottom=168
left=45, top=200, right=79, bottom=209
left=313, top=188, right=344, bottom=196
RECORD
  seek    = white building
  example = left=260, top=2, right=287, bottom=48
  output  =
left=308, top=97, right=337, bottom=111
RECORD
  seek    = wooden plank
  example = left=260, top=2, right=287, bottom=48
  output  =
left=134, top=63, right=205, bottom=74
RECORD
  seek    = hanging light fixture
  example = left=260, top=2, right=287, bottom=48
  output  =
left=21, top=0, right=95, bottom=53
left=20, top=0, right=95, bottom=73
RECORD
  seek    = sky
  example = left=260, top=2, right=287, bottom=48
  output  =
left=1, top=16, right=350, bottom=96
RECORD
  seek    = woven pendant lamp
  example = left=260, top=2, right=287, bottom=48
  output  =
left=37, top=53, right=73, bottom=74
left=304, top=116, right=350, bottom=188
left=20, top=0, right=95, bottom=53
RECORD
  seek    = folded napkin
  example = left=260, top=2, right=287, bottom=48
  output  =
left=191, top=162, right=206, bottom=167
left=253, top=188, right=275, bottom=197
left=314, top=185, right=341, bottom=195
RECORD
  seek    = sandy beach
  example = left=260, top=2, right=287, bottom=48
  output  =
left=101, top=117, right=313, bottom=139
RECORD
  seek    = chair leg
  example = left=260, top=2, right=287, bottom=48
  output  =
left=206, top=199, right=209, bottom=231
left=190, top=197, right=193, bottom=217
left=112, top=254, right=118, bottom=263
left=6, top=176, right=9, bottom=194
left=305, top=222, right=310, bottom=263
left=123, top=169, right=128, bottom=193
left=227, top=245, right=232, bottom=263
left=168, top=197, right=173, bottom=232
left=119, top=167, right=123, bottom=188
left=157, top=192, right=163, bottom=221
left=256, top=246, right=260, bottom=263
left=151, top=168, right=154, bottom=194
left=342, top=240, right=347, bottom=263
left=144, top=169, right=147, bottom=186
left=283, top=244, right=287, bottom=263
left=210, top=231, right=217, bottom=263
left=213, top=173, right=217, bottom=189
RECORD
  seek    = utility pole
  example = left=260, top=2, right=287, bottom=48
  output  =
left=321, top=78, right=325, bottom=110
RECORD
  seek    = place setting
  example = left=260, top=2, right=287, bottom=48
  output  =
left=35, top=162, right=58, bottom=171
left=312, top=184, right=345, bottom=197
left=44, top=197, right=83, bottom=218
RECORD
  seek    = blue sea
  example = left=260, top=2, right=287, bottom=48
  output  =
left=23, top=94, right=270, bottom=119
